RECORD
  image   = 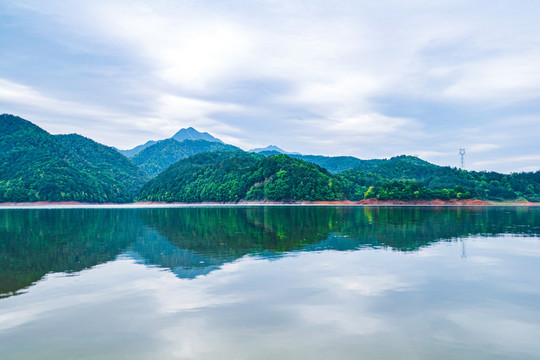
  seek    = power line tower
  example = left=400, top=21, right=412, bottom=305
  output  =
left=459, top=148, right=466, bottom=169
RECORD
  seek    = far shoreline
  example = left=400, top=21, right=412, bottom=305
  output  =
left=1, top=199, right=539, bottom=208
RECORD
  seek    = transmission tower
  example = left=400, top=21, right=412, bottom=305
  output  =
left=459, top=148, right=466, bottom=169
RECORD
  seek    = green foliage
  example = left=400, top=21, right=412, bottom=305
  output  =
left=360, top=179, right=472, bottom=201
left=138, top=152, right=345, bottom=202
left=137, top=151, right=262, bottom=202
left=289, top=155, right=366, bottom=173
left=336, top=155, right=540, bottom=202
left=0, top=114, right=142, bottom=203
left=335, top=170, right=385, bottom=200
left=132, top=138, right=242, bottom=177
left=2, top=114, right=538, bottom=203
left=55, top=134, right=149, bottom=196
left=246, top=154, right=344, bottom=201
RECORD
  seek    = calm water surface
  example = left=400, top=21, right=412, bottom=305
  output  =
left=1, top=206, right=539, bottom=359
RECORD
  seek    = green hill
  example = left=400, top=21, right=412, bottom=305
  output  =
left=245, top=154, right=344, bottom=201
left=132, top=138, right=241, bottom=178
left=253, top=152, right=366, bottom=173
left=291, top=154, right=366, bottom=173
left=137, top=152, right=344, bottom=202
left=117, top=140, right=157, bottom=158
left=336, top=155, right=540, bottom=201
left=55, top=134, right=149, bottom=195
left=2, top=114, right=538, bottom=204
left=0, top=114, right=137, bottom=203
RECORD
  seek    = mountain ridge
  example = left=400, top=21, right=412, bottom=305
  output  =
left=0, top=114, right=141, bottom=202
left=250, top=145, right=300, bottom=155
left=119, top=126, right=223, bottom=158
left=132, top=138, right=241, bottom=178
left=2, top=114, right=539, bottom=204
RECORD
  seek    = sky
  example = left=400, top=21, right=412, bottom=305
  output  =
left=1, top=0, right=540, bottom=173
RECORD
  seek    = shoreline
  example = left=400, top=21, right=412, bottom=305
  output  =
left=0, top=199, right=539, bottom=208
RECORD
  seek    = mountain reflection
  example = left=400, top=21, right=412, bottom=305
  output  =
left=139, top=206, right=540, bottom=254
left=1, top=206, right=539, bottom=297
left=0, top=209, right=144, bottom=297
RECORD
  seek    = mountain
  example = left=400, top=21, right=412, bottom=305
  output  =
left=172, top=127, right=223, bottom=143
left=245, top=154, right=344, bottom=201
left=119, top=127, right=223, bottom=158
left=117, top=140, right=158, bottom=158
left=2, top=113, right=539, bottom=204
left=252, top=152, right=367, bottom=173
left=290, top=154, right=365, bottom=173
left=0, top=114, right=136, bottom=202
left=55, top=134, right=149, bottom=195
left=131, top=138, right=241, bottom=178
left=251, top=145, right=287, bottom=153
left=137, top=152, right=344, bottom=202
left=336, top=155, right=540, bottom=201
left=250, top=145, right=301, bottom=155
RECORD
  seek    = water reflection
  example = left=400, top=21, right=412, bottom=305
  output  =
left=0, top=209, right=143, bottom=297
left=1, top=206, right=539, bottom=297
left=1, top=206, right=540, bottom=359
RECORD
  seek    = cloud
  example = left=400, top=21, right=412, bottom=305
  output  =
left=0, top=78, right=111, bottom=118
left=470, top=155, right=540, bottom=173
left=2, top=0, right=540, bottom=171
left=287, top=112, right=424, bottom=157
left=442, top=54, right=540, bottom=102
left=0, top=78, right=245, bottom=148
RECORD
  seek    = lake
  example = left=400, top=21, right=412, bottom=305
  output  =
left=1, top=206, right=539, bottom=359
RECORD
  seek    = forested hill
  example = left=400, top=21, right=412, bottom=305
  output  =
left=337, top=155, right=540, bottom=202
left=290, top=154, right=365, bottom=173
left=132, top=138, right=241, bottom=178
left=55, top=134, right=149, bottom=195
left=1, top=114, right=539, bottom=203
left=0, top=114, right=140, bottom=203
left=137, top=152, right=344, bottom=202
left=118, top=140, right=157, bottom=158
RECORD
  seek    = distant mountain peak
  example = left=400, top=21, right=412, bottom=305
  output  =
left=118, top=127, right=223, bottom=158
left=172, top=127, right=223, bottom=143
left=250, top=145, right=300, bottom=155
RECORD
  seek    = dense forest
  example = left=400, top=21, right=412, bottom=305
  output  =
left=132, top=138, right=241, bottom=177
left=55, top=134, right=149, bottom=195
left=337, top=155, right=540, bottom=202
left=0, top=114, right=145, bottom=203
left=1, top=114, right=539, bottom=203
left=291, top=154, right=366, bottom=173
left=137, top=152, right=344, bottom=202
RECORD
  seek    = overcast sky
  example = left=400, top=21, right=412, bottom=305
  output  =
left=1, top=1, right=540, bottom=173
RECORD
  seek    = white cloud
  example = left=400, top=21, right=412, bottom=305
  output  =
left=0, top=78, right=246, bottom=149
left=0, top=78, right=110, bottom=118
left=466, top=143, right=501, bottom=153
left=442, top=54, right=540, bottom=102
left=283, top=112, right=424, bottom=157
left=470, top=155, right=540, bottom=173
left=2, top=0, right=540, bottom=170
